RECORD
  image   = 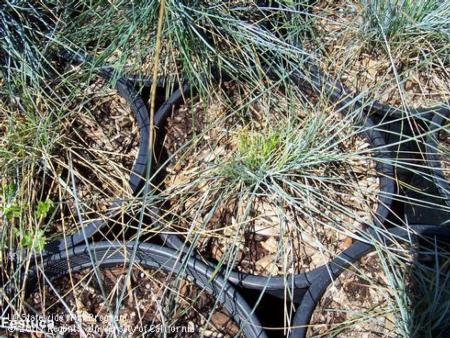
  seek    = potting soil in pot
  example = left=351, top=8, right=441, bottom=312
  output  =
left=41, top=78, right=140, bottom=239
left=29, top=265, right=243, bottom=337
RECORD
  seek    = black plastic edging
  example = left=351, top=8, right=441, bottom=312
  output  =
left=151, top=80, right=395, bottom=299
left=425, top=110, right=450, bottom=207
left=30, top=242, right=267, bottom=338
left=290, top=224, right=450, bottom=338
left=43, top=75, right=150, bottom=255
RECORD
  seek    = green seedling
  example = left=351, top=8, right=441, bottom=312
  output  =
left=35, top=199, right=53, bottom=220
left=238, top=128, right=283, bottom=171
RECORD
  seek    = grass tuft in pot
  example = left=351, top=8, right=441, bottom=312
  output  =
left=306, top=0, right=450, bottom=108
left=306, top=237, right=450, bottom=338
left=54, top=1, right=313, bottom=94
left=160, top=82, right=388, bottom=277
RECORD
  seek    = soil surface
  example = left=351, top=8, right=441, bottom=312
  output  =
left=162, top=84, right=380, bottom=277
left=311, top=0, right=450, bottom=108
left=42, top=79, right=140, bottom=239
left=28, top=265, right=243, bottom=338
left=307, top=252, right=398, bottom=338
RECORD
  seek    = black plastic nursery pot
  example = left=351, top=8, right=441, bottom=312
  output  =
left=28, top=242, right=267, bottom=338
left=287, top=62, right=450, bottom=123
left=363, top=109, right=449, bottom=225
left=149, top=80, right=396, bottom=301
left=43, top=76, right=150, bottom=255
left=425, top=110, right=450, bottom=207
left=258, top=2, right=449, bottom=121
left=290, top=224, right=450, bottom=338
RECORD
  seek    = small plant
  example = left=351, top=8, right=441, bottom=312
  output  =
left=222, top=125, right=294, bottom=184
left=237, top=128, right=284, bottom=171
left=1, top=182, right=20, bottom=221
left=1, top=183, right=51, bottom=252
left=2, top=203, right=22, bottom=222
left=221, top=113, right=354, bottom=186
left=0, top=182, right=16, bottom=200
left=34, top=199, right=53, bottom=220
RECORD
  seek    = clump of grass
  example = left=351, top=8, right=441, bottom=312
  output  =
left=381, top=236, right=450, bottom=338
left=359, top=0, right=450, bottom=58
left=0, top=81, right=63, bottom=187
left=0, top=1, right=66, bottom=93
left=160, top=82, right=385, bottom=280
left=0, top=83, right=59, bottom=256
left=361, top=0, right=449, bottom=40
left=221, top=107, right=367, bottom=188
left=238, top=128, right=283, bottom=170
left=307, top=0, right=449, bottom=109
left=56, top=1, right=312, bottom=93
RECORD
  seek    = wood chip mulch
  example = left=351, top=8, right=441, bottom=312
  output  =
left=307, top=252, right=399, bottom=338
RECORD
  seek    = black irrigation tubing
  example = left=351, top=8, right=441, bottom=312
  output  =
left=28, top=242, right=268, bottom=338
left=43, top=68, right=151, bottom=255
left=290, top=224, right=450, bottom=338
left=425, top=109, right=450, bottom=207
left=149, top=79, right=396, bottom=299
